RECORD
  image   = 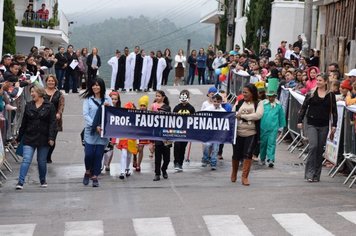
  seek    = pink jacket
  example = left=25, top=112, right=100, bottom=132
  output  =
left=300, top=66, right=320, bottom=94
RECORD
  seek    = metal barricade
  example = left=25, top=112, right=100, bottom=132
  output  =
left=330, top=109, right=356, bottom=188
left=227, top=69, right=250, bottom=104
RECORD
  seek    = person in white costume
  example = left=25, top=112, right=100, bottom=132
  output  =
left=156, top=50, right=166, bottom=90
left=107, top=50, right=120, bottom=90
left=140, top=50, right=153, bottom=92
left=124, top=46, right=139, bottom=91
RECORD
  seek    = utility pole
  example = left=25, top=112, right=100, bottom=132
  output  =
left=226, top=0, right=235, bottom=52
left=302, top=0, right=313, bottom=57
left=184, top=39, right=191, bottom=85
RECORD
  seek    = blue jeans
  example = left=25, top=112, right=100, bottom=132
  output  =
left=55, top=69, right=65, bottom=90
left=202, top=143, right=219, bottom=167
left=84, top=143, right=105, bottom=176
left=187, top=66, right=195, bottom=85
left=18, top=145, right=50, bottom=185
left=214, top=74, right=221, bottom=89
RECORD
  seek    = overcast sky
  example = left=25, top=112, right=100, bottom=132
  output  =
left=60, top=0, right=215, bottom=23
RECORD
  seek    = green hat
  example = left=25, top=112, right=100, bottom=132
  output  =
left=266, top=78, right=279, bottom=96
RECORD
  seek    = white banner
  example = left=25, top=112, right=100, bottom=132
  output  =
left=324, top=104, right=345, bottom=164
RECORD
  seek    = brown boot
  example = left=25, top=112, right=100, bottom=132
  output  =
left=241, top=159, right=252, bottom=186
left=231, top=159, right=239, bottom=182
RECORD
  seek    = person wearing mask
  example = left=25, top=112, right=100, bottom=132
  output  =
left=297, top=74, right=337, bottom=182
left=15, top=85, right=57, bottom=190
left=231, top=84, right=263, bottom=185
left=86, top=47, right=101, bottom=87
left=173, top=90, right=195, bottom=171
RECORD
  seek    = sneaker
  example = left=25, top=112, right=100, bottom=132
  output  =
left=211, top=166, right=217, bottom=171
left=162, top=171, right=168, bottom=179
left=201, top=161, right=208, bottom=167
left=15, top=182, right=23, bottom=190
left=259, top=159, right=266, bottom=166
left=267, top=160, right=274, bottom=168
left=174, top=163, right=179, bottom=171
left=92, top=179, right=99, bottom=187
left=153, top=175, right=160, bottom=181
left=40, top=181, right=48, bottom=188
left=83, top=173, right=90, bottom=185
left=119, top=173, right=125, bottom=180
left=125, top=169, right=131, bottom=177
left=178, top=165, right=183, bottom=172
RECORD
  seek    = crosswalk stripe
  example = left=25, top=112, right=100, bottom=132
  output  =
left=133, top=217, right=176, bottom=236
left=203, top=215, right=253, bottom=236
left=273, top=213, right=334, bottom=236
left=337, top=211, right=356, bottom=224
left=64, top=220, right=104, bottom=236
left=188, top=88, right=203, bottom=95
left=166, top=89, right=181, bottom=95
left=0, top=223, right=36, bottom=236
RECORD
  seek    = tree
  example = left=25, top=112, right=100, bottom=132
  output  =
left=245, top=0, right=272, bottom=53
left=3, top=0, right=16, bottom=54
left=218, top=0, right=228, bottom=51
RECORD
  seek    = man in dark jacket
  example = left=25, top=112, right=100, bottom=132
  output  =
left=64, top=45, right=79, bottom=93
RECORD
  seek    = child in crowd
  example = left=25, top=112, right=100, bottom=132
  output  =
left=338, top=79, right=352, bottom=101
left=117, top=102, right=137, bottom=179
left=153, top=104, right=172, bottom=181
left=260, top=78, right=286, bottom=167
left=201, top=94, right=226, bottom=170
left=201, top=86, right=217, bottom=111
left=284, top=69, right=297, bottom=88
left=217, top=90, right=232, bottom=160
left=173, top=90, right=195, bottom=171
left=134, top=95, right=151, bottom=171
left=346, top=81, right=356, bottom=106
left=331, top=80, right=341, bottom=95
left=103, top=91, right=121, bottom=172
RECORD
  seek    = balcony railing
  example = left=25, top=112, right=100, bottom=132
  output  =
left=21, top=12, right=59, bottom=29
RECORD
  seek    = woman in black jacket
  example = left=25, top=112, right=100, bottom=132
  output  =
left=86, top=47, right=101, bottom=87
left=54, top=46, right=67, bottom=90
left=297, top=73, right=337, bottom=182
left=15, top=85, right=57, bottom=190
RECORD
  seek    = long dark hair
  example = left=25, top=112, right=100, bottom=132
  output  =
left=81, top=77, right=106, bottom=99
left=156, top=90, right=169, bottom=106
left=244, top=83, right=259, bottom=103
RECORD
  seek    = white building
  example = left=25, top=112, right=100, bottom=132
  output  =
left=269, top=0, right=317, bottom=57
left=0, top=1, right=4, bottom=56
left=13, top=0, right=69, bottom=54
left=234, top=0, right=249, bottom=50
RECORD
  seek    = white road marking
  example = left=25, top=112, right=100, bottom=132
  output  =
left=0, top=223, right=36, bottom=236
left=273, top=213, right=334, bottom=236
left=64, top=220, right=103, bottom=236
left=203, top=215, right=253, bottom=236
left=188, top=88, right=203, bottom=95
left=337, top=211, right=356, bottom=224
left=166, top=89, right=181, bottom=95
left=133, top=217, right=176, bottom=236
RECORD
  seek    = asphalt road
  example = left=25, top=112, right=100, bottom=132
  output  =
left=0, top=85, right=355, bottom=236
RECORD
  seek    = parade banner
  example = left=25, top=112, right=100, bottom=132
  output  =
left=325, top=104, right=345, bottom=164
left=102, top=106, right=237, bottom=144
